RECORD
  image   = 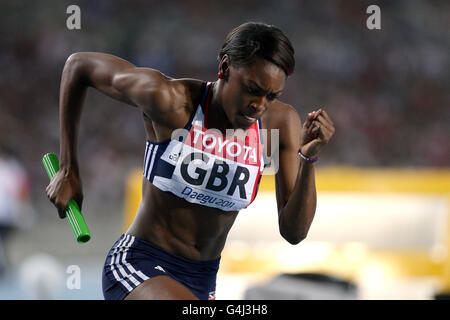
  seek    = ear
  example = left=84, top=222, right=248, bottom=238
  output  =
left=218, top=54, right=231, bottom=80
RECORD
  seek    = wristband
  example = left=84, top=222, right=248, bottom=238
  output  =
left=298, top=149, right=318, bottom=163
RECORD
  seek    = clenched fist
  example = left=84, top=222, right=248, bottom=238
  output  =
left=46, top=167, right=83, bottom=219
left=300, top=108, right=335, bottom=158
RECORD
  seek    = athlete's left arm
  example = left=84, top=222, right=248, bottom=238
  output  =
left=275, top=107, right=335, bottom=244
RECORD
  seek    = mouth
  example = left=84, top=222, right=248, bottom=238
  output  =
left=238, top=112, right=257, bottom=124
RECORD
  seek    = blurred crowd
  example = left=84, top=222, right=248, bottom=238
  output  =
left=0, top=0, right=448, bottom=206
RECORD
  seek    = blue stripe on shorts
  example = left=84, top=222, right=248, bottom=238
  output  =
left=102, top=234, right=220, bottom=300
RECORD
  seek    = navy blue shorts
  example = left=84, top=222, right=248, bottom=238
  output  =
left=102, top=234, right=220, bottom=300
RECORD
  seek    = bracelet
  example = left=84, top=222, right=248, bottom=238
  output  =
left=298, top=149, right=318, bottom=163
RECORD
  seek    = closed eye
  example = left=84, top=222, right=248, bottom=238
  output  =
left=246, top=86, right=261, bottom=96
left=267, top=93, right=277, bottom=101
left=244, top=81, right=283, bottom=101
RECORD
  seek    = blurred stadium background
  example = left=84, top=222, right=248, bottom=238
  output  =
left=0, top=0, right=448, bottom=299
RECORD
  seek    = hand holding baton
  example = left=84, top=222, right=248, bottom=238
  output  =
left=42, top=153, right=91, bottom=243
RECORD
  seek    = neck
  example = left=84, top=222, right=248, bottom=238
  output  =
left=208, top=80, right=233, bottom=132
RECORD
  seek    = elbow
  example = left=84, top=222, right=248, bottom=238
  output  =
left=278, top=213, right=309, bottom=245
left=66, top=52, right=85, bottom=67
left=284, top=234, right=307, bottom=245
left=64, top=52, right=88, bottom=74
left=63, top=52, right=89, bottom=84
left=280, top=229, right=308, bottom=245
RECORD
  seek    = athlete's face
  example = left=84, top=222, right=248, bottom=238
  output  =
left=221, top=57, right=287, bottom=129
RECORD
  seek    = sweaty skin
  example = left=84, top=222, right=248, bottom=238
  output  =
left=46, top=52, right=334, bottom=299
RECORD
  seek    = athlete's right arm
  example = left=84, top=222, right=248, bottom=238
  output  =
left=46, top=52, right=172, bottom=218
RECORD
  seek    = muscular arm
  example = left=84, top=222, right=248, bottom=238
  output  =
left=275, top=106, right=317, bottom=245
left=59, top=52, right=171, bottom=169
left=48, top=52, right=172, bottom=217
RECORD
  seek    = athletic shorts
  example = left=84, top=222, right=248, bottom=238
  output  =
left=102, top=234, right=220, bottom=300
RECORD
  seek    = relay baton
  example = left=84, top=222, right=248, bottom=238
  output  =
left=42, top=153, right=91, bottom=243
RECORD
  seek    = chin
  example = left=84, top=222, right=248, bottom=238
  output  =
left=235, top=120, right=253, bottom=130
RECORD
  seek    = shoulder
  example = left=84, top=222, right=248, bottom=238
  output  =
left=262, top=100, right=302, bottom=149
left=173, top=78, right=205, bottom=107
left=132, top=73, right=205, bottom=118
left=160, top=78, right=205, bottom=115
left=263, top=100, right=301, bottom=131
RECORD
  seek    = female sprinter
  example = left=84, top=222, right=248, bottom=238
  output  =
left=46, top=22, right=335, bottom=300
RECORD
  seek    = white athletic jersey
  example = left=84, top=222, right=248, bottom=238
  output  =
left=143, top=82, right=265, bottom=211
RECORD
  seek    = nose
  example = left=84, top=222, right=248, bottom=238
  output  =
left=249, top=97, right=267, bottom=114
